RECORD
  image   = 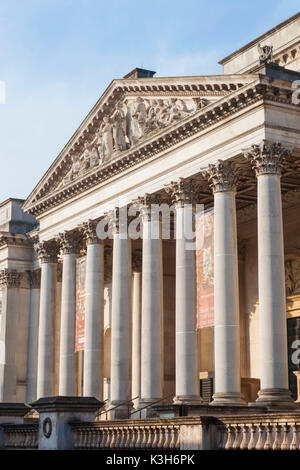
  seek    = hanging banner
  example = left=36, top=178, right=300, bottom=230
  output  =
left=75, top=257, right=86, bottom=351
left=196, top=208, right=214, bottom=329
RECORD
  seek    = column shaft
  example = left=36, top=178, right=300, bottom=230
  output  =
left=132, top=269, right=142, bottom=408
left=174, top=205, right=201, bottom=403
left=26, top=278, right=40, bottom=403
left=59, top=253, right=77, bottom=396
left=256, top=174, right=291, bottom=402
left=37, top=262, right=57, bottom=398
left=83, top=242, right=104, bottom=398
left=140, top=218, right=164, bottom=405
left=110, top=233, right=132, bottom=413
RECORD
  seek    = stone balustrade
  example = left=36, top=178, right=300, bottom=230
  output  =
left=0, top=399, right=300, bottom=450
left=3, top=423, right=39, bottom=449
left=72, top=421, right=181, bottom=450
left=217, top=416, right=300, bottom=450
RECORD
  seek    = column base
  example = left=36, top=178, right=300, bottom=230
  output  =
left=249, top=388, right=295, bottom=408
left=107, top=400, right=133, bottom=419
left=134, top=398, right=162, bottom=418
left=210, top=392, right=246, bottom=406
left=173, top=394, right=203, bottom=405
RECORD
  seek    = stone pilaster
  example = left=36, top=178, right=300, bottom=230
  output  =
left=244, top=140, right=294, bottom=406
left=166, top=179, right=202, bottom=404
left=57, top=231, right=80, bottom=396
left=0, top=269, right=22, bottom=402
left=203, top=160, right=245, bottom=405
left=82, top=220, right=104, bottom=399
left=35, top=240, right=59, bottom=398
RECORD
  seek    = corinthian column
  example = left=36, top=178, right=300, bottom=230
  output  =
left=166, top=179, right=202, bottom=404
left=204, top=161, right=245, bottom=405
left=57, top=231, right=80, bottom=396
left=35, top=240, right=58, bottom=398
left=109, top=209, right=132, bottom=417
left=244, top=140, right=294, bottom=406
left=82, top=220, right=104, bottom=399
left=138, top=195, right=164, bottom=409
left=26, top=269, right=41, bottom=403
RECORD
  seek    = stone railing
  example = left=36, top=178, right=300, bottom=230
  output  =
left=216, top=415, right=300, bottom=450
left=3, top=423, right=39, bottom=449
left=1, top=397, right=300, bottom=450
left=72, top=419, right=184, bottom=450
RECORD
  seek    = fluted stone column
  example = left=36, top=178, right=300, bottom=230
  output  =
left=244, top=140, right=294, bottom=406
left=109, top=209, right=132, bottom=417
left=167, top=179, right=202, bottom=404
left=57, top=231, right=80, bottom=396
left=26, top=269, right=41, bottom=403
left=138, top=195, right=164, bottom=408
left=0, top=269, right=22, bottom=402
left=204, top=161, right=245, bottom=405
left=132, top=250, right=142, bottom=409
left=82, top=221, right=104, bottom=399
left=35, top=241, right=58, bottom=398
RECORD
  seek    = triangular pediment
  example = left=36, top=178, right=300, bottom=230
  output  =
left=23, top=73, right=259, bottom=216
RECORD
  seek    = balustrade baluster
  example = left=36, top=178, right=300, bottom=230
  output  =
left=248, top=424, right=256, bottom=450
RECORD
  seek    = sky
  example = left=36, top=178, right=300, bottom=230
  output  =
left=0, top=0, right=299, bottom=203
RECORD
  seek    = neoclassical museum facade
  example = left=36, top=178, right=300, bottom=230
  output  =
left=1, top=13, right=300, bottom=418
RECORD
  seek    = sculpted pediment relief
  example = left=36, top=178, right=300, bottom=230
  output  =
left=23, top=73, right=263, bottom=215
left=59, top=96, right=209, bottom=188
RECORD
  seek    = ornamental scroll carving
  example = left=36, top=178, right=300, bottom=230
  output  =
left=62, top=97, right=209, bottom=186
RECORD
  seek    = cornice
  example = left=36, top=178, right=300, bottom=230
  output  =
left=24, top=76, right=299, bottom=218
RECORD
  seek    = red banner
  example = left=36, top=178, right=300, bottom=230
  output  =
left=75, top=257, right=86, bottom=351
left=196, top=209, right=214, bottom=329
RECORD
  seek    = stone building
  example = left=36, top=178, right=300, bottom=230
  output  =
left=1, top=12, right=300, bottom=420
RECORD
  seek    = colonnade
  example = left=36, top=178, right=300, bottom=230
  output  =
left=29, top=140, right=294, bottom=411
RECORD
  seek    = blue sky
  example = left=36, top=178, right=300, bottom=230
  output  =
left=0, top=0, right=299, bottom=203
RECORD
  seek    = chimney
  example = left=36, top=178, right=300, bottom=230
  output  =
left=123, top=67, right=156, bottom=79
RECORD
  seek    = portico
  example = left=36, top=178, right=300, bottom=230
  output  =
left=1, top=13, right=300, bottom=419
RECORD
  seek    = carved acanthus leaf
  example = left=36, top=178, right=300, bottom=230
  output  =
left=243, top=140, right=292, bottom=176
left=202, top=160, right=239, bottom=193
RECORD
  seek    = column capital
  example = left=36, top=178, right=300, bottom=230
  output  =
left=82, top=219, right=102, bottom=245
left=27, top=269, right=41, bottom=289
left=243, top=139, right=292, bottom=176
left=57, top=231, right=80, bottom=255
left=202, top=160, right=238, bottom=193
left=0, top=269, right=23, bottom=288
left=132, top=249, right=142, bottom=273
left=136, top=193, right=161, bottom=221
left=34, top=240, right=59, bottom=263
left=106, top=207, right=128, bottom=235
left=164, top=178, right=196, bottom=207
